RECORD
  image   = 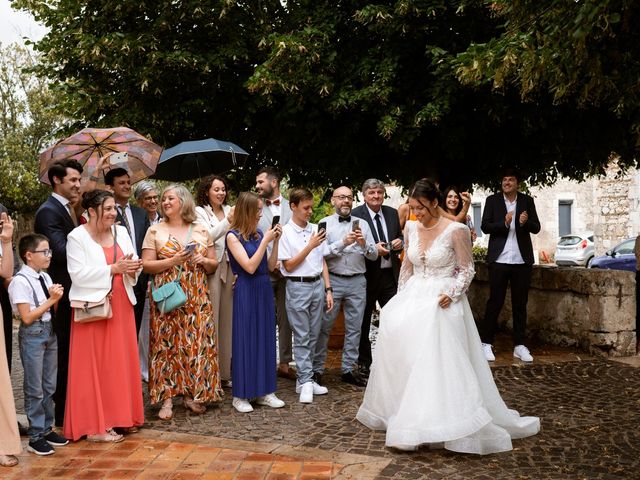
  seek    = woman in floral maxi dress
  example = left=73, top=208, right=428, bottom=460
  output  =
left=142, top=184, right=223, bottom=420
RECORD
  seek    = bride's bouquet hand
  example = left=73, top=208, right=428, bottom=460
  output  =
left=438, top=294, right=452, bottom=309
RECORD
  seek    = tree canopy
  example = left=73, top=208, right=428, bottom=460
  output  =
left=12, top=0, right=640, bottom=193
left=0, top=43, right=65, bottom=212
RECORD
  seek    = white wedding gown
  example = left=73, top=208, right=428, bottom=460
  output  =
left=356, top=220, right=540, bottom=454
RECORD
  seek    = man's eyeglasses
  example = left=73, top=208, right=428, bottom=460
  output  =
left=33, top=249, right=53, bottom=257
left=332, top=195, right=354, bottom=202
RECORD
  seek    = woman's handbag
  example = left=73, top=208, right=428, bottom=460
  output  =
left=71, top=297, right=112, bottom=323
left=72, top=227, right=118, bottom=323
left=150, top=225, right=193, bottom=314
left=151, top=279, right=187, bottom=314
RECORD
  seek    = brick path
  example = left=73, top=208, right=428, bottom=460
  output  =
left=8, top=327, right=640, bottom=479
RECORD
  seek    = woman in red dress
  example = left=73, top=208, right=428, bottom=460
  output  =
left=64, top=190, right=144, bottom=442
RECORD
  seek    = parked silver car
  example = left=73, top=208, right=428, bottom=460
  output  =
left=555, top=232, right=595, bottom=267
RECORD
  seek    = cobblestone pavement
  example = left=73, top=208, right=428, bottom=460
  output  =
left=9, top=327, right=640, bottom=479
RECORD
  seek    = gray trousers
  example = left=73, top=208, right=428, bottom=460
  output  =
left=314, top=273, right=366, bottom=374
left=285, top=279, right=325, bottom=384
left=271, top=274, right=292, bottom=364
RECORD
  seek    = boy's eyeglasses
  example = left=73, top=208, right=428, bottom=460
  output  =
left=33, top=249, right=53, bottom=257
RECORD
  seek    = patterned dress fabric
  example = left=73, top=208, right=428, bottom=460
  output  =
left=226, top=229, right=277, bottom=399
left=64, top=245, right=144, bottom=440
left=144, top=223, right=223, bottom=404
left=357, top=220, right=540, bottom=454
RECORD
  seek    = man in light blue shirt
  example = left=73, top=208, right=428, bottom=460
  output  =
left=314, top=186, right=378, bottom=387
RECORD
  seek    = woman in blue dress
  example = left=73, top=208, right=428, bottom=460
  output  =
left=225, top=192, right=284, bottom=413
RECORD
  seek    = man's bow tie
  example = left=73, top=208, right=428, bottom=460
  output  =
left=338, top=216, right=351, bottom=223
left=266, top=198, right=280, bottom=206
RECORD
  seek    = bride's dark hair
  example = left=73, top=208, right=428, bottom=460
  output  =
left=409, top=178, right=441, bottom=206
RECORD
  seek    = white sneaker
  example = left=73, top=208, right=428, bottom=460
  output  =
left=482, top=343, right=496, bottom=362
left=296, top=381, right=328, bottom=395
left=256, top=393, right=285, bottom=409
left=232, top=397, right=254, bottom=413
left=299, top=382, right=314, bottom=403
left=513, top=345, right=533, bottom=362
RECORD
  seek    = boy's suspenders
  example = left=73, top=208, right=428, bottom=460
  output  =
left=15, top=273, right=44, bottom=321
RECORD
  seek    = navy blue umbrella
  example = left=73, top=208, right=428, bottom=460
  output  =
left=152, top=138, right=248, bottom=180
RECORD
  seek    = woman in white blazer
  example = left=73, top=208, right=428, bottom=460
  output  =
left=63, top=190, right=144, bottom=443
left=195, top=175, right=234, bottom=387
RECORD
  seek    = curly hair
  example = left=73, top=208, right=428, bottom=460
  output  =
left=195, top=175, right=229, bottom=207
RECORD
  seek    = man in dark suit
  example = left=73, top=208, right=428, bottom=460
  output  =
left=256, top=167, right=295, bottom=380
left=105, top=168, right=150, bottom=336
left=352, top=178, right=403, bottom=376
left=480, top=168, right=540, bottom=363
left=34, top=159, right=83, bottom=426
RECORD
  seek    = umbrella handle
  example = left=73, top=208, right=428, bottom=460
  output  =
left=229, top=147, right=237, bottom=166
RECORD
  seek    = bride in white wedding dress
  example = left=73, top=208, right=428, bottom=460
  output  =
left=356, top=179, right=540, bottom=454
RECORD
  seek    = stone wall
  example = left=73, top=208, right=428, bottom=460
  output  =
left=468, top=263, right=636, bottom=357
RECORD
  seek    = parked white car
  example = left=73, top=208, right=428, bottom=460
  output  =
left=555, top=232, right=595, bottom=267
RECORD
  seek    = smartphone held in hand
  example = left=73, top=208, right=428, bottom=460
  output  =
left=184, top=242, right=197, bottom=253
left=271, top=215, right=280, bottom=229
left=352, top=219, right=360, bottom=231
left=317, top=222, right=327, bottom=234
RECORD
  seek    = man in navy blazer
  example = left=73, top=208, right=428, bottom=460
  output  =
left=105, top=168, right=150, bottom=336
left=34, top=159, right=83, bottom=426
left=352, top=178, right=403, bottom=376
left=480, top=168, right=540, bottom=363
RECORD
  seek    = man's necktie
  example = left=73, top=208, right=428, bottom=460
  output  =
left=38, top=275, right=55, bottom=321
left=266, top=198, right=280, bottom=206
left=118, top=205, right=132, bottom=236
left=338, top=216, right=351, bottom=223
left=374, top=213, right=390, bottom=259
left=67, top=203, right=78, bottom=226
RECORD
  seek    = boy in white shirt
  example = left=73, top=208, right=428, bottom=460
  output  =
left=278, top=188, right=334, bottom=403
left=8, top=234, right=67, bottom=456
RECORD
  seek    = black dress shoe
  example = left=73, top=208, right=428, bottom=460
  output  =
left=341, top=370, right=367, bottom=387
left=358, top=364, right=370, bottom=379
left=312, top=372, right=324, bottom=386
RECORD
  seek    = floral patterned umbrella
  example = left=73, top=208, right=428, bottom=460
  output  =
left=38, top=127, right=162, bottom=185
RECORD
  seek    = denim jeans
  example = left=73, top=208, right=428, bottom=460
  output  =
left=19, top=320, right=57, bottom=442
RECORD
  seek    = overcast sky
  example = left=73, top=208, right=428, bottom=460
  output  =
left=0, top=0, right=47, bottom=46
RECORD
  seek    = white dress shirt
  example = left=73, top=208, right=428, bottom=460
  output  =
left=8, top=265, right=53, bottom=322
left=278, top=220, right=329, bottom=277
left=366, top=205, right=392, bottom=269
left=496, top=195, right=525, bottom=264
left=52, top=192, right=76, bottom=223
left=266, top=195, right=283, bottom=218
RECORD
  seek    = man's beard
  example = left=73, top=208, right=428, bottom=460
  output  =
left=259, top=185, right=274, bottom=199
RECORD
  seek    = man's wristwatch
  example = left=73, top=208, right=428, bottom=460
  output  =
left=325, top=287, right=333, bottom=293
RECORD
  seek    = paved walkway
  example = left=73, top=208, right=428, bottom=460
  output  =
left=7, top=328, right=640, bottom=479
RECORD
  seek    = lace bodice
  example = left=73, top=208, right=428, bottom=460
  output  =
left=398, top=220, right=475, bottom=302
